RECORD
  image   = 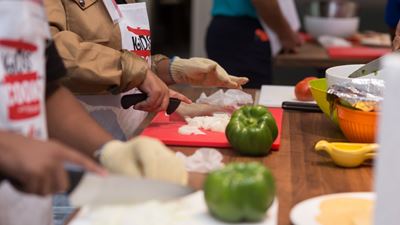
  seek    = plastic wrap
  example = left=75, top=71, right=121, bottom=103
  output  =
left=327, top=78, right=384, bottom=112
left=196, top=89, right=253, bottom=108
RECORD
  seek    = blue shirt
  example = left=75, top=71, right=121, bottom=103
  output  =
left=211, top=0, right=258, bottom=18
left=385, top=0, right=400, bottom=28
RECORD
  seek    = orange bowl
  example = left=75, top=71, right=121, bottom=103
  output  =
left=337, top=104, right=378, bottom=143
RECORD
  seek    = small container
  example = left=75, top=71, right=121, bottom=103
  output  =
left=315, top=140, right=377, bottom=167
left=337, top=104, right=378, bottom=143
left=304, top=16, right=359, bottom=38
left=309, top=78, right=338, bottom=124
left=308, top=0, right=358, bottom=18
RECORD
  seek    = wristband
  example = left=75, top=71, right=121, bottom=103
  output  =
left=169, top=56, right=177, bottom=83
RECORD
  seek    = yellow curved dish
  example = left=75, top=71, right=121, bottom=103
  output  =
left=315, top=140, right=377, bottom=167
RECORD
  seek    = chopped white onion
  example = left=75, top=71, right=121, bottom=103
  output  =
left=178, top=125, right=206, bottom=135
left=178, top=113, right=230, bottom=135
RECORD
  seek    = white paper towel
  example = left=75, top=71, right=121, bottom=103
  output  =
left=176, top=148, right=224, bottom=173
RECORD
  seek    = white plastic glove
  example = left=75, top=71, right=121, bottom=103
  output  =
left=170, top=57, right=249, bottom=89
left=99, top=136, right=188, bottom=185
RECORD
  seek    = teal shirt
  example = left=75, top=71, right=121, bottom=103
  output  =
left=211, top=0, right=258, bottom=18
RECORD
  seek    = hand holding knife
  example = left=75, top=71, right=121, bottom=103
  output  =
left=121, top=93, right=181, bottom=115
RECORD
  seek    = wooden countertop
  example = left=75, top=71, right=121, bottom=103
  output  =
left=68, top=87, right=373, bottom=225
left=274, top=42, right=373, bottom=68
left=136, top=87, right=373, bottom=225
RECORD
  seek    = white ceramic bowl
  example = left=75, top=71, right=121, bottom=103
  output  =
left=304, top=16, right=359, bottom=38
left=325, top=64, right=384, bottom=87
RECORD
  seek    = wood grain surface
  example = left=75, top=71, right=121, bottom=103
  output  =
left=69, top=86, right=373, bottom=225
left=161, top=87, right=373, bottom=225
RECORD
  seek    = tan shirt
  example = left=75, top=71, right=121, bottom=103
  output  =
left=44, top=0, right=149, bottom=94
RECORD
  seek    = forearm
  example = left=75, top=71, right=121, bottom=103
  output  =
left=52, top=32, right=147, bottom=94
left=46, top=87, right=113, bottom=158
left=252, top=0, right=292, bottom=39
left=45, top=0, right=146, bottom=94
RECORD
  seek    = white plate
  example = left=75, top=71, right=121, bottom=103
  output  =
left=258, top=85, right=315, bottom=107
left=290, top=192, right=375, bottom=225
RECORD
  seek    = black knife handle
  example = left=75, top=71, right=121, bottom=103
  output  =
left=282, top=101, right=322, bottom=113
left=121, top=93, right=181, bottom=115
left=167, top=98, right=181, bottom=115
left=121, top=93, right=148, bottom=109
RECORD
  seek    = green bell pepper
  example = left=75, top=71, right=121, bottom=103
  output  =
left=204, top=162, right=276, bottom=223
left=225, top=105, right=278, bottom=156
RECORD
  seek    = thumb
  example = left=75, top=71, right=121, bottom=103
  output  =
left=228, top=75, right=249, bottom=86
left=169, top=89, right=192, bottom=104
left=213, top=66, right=240, bottom=88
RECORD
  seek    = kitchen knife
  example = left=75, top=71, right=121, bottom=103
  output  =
left=282, top=101, right=322, bottom=112
left=346, top=50, right=400, bottom=78
left=121, top=93, right=181, bottom=115
left=347, top=57, right=381, bottom=78
left=65, top=164, right=194, bottom=207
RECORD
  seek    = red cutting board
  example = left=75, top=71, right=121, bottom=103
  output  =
left=141, top=108, right=283, bottom=150
left=327, top=47, right=391, bottom=59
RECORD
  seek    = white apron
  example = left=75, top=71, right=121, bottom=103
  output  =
left=79, top=2, right=151, bottom=140
left=0, top=0, right=52, bottom=225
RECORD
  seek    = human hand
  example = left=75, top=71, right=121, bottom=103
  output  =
left=170, top=57, right=249, bottom=89
left=279, top=30, right=303, bottom=53
left=0, top=137, right=105, bottom=196
left=99, top=137, right=188, bottom=185
left=136, top=70, right=170, bottom=112
left=169, top=88, right=192, bottom=104
left=393, top=21, right=400, bottom=51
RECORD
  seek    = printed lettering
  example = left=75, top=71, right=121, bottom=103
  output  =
left=1, top=51, right=32, bottom=74
left=0, top=40, right=42, bottom=120
left=131, top=35, right=151, bottom=51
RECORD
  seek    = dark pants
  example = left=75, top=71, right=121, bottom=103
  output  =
left=206, top=16, right=272, bottom=88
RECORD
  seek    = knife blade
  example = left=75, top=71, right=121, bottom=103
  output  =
left=121, top=93, right=181, bottom=115
left=65, top=165, right=194, bottom=207
left=347, top=57, right=382, bottom=78
left=346, top=49, right=400, bottom=79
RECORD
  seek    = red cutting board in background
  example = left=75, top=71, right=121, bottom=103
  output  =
left=327, top=47, right=391, bottom=59
left=141, top=108, right=283, bottom=150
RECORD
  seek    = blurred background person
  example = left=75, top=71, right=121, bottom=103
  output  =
left=206, top=0, right=303, bottom=88
left=385, top=0, right=400, bottom=39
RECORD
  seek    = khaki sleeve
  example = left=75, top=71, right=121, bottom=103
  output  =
left=44, top=0, right=147, bottom=95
